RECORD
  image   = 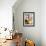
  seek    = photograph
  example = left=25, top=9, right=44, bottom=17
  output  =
left=23, top=12, right=35, bottom=27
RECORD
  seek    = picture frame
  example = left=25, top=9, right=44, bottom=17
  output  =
left=23, top=12, right=35, bottom=27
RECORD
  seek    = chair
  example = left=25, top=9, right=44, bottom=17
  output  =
left=15, top=33, right=23, bottom=46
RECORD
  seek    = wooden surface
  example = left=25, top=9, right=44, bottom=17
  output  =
left=13, top=33, right=22, bottom=39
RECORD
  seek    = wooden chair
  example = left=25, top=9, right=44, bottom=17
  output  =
left=15, top=33, right=23, bottom=46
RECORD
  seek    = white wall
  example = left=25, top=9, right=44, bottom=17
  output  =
left=0, top=0, right=17, bottom=30
left=13, top=0, right=41, bottom=46
left=41, top=0, right=46, bottom=46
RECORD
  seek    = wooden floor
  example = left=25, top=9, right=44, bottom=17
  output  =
left=0, top=39, right=16, bottom=46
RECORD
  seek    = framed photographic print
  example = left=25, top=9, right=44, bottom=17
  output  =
left=23, top=12, right=35, bottom=27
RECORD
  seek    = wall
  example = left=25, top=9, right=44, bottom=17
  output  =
left=13, top=0, right=41, bottom=46
left=0, top=0, right=17, bottom=30
left=41, top=0, right=46, bottom=46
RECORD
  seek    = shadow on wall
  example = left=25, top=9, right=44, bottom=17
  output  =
left=23, top=32, right=41, bottom=46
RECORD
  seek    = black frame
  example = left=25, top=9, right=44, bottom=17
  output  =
left=23, top=12, right=35, bottom=27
